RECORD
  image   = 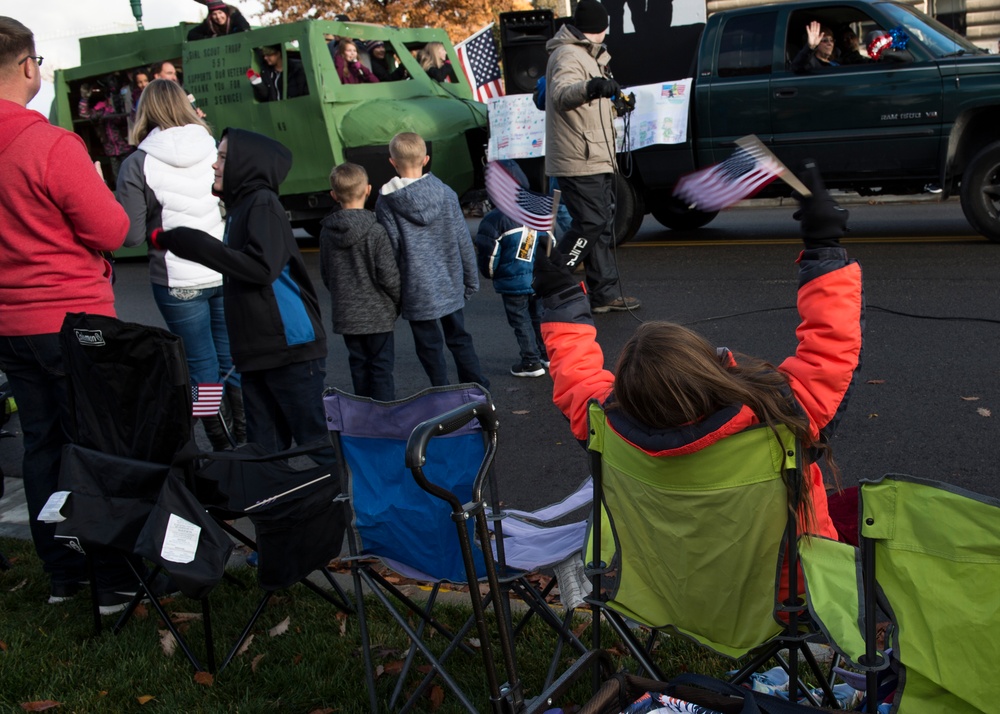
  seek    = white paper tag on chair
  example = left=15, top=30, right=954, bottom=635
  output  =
left=161, top=513, right=201, bottom=564
left=38, top=491, right=71, bottom=523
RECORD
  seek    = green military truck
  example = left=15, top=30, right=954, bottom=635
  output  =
left=616, top=0, right=1000, bottom=242
left=52, top=19, right=487, bottom=248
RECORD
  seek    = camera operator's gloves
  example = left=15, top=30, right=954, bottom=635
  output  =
left=533, top=241, right=581, bottom=300
left=793, top=159, right=849, bottom=249
left=586, top=76, right=621, bottom=100
left=246, top=68, right=262, bottom=86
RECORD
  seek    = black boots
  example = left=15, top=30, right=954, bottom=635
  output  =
left=198, top=385, right=246, bottom=451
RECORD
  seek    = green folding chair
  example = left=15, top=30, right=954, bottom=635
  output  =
left=585, top=401, right=841, bottom=707
left=802, top=473, right=1000, bottom=713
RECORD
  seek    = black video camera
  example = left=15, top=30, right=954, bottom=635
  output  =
left=612, top=90, right=636, bottom=117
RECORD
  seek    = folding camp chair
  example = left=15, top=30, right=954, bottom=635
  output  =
left=325, top=385, right=605, bottom=714
left=801, top=473, right=1000, bottom=713
left=191, top=439, right=352, bottom=671
left=585, top=401, right=842, bottom=707
left=48, top=313, right=231, bottom=671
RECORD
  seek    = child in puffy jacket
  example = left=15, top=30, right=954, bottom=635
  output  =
left=474, top=160, right=551, bottom=378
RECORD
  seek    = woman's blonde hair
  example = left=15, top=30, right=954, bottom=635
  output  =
left=418, top=41, right=445, bottom=70
left=129, top=78, right=210, bottom=145
left=612, top=321, right=839, bottom=529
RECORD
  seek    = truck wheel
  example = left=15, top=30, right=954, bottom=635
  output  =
left=961, top=140, right=1000, bottom=243
left=650, top=193, right=718, bottom=231
left=613, top=173, right=645, bottom=245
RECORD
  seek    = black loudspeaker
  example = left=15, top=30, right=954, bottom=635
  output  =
left=499, top=10, right=554, bottom=95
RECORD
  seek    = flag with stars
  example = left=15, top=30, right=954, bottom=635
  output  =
left=673, top=145, right=782, bottom=212
left=191, top=383, right=225, bottom=418
left=455, top=24, right=504, bottom=103
left=485, top=161, right=555, bottom=232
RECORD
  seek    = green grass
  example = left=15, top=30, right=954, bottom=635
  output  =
left=0, top=537, right=737, bottom=713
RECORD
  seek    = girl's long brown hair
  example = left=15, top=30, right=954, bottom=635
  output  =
left=612, top=321, right=837, bottom=529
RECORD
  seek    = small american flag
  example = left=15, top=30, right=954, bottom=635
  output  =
left=485, top=161, right=555, bottom=232
left=455, top=24, right=504, bottom=103
left=191, top=383, right=224, bottom=418
left=673, top=145, right=782, bottom=212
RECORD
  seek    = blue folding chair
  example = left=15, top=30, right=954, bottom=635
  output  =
left=325, top=384, right=603, bottom=713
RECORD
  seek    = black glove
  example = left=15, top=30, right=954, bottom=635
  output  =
left=793, top=159, right=849, bottom=249
left=586, top=76, right=620, bottom=100
left=533, top=240, right=580, bottom=299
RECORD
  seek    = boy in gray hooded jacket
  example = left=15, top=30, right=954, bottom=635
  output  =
left=375, top=132, right=489, bottom=390
left=320, top=162, right=400, bottom=401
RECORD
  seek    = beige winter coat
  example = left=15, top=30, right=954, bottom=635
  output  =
left=544, top=25, right=617, bottom=178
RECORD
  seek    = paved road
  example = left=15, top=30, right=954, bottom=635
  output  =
left=2, top=197, right=998, bottom=539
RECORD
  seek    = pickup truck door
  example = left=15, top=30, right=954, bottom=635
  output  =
left=768, top=7, right=944, bottom=182
left=700, top=11, right=778, bottom=164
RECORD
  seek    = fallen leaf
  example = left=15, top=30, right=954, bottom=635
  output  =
left=19, top=702, right=61, bottom=712
left=572, top=620, right=590, bottom=638
left=193, top=671, right=214, bottom=687
left=98, top=692, right=108, bottom=697
left=308, top=709, right=337, bottom=714
left=0, top=640, right=8, bottom=652
left=466, top=638, right=481, bottom=648
left=336, top=611, right=348, bottom=637
left=136, top=695, right=156, bottom=705
left=961, top=396, right=981, bottom=401
left=866, top=379, right=886, bottom=385
left=977, top=407, right=992, bottom=417
left=375, top=664, right=385, bottom=678
left=159, top=629, right=177, bottom=657
left=511, top=410, right=530, bottom=415
left=170, top=612, right=203, bottom=624
left=251, top=654, right=265, bottom=673
left=235, top=634, right=254, bottom=657
left=268, top=616, right=290, bottom=638
left=292, top=654, right=303, bottom=665
left=133, top=603, right=148, bottom=619
left=382, top=660, right=405, bottom=676
left=428, top=684, right=445, bottom=711
left=868, top=413, right=879, bottom=419
left=9, top=578, right=27, bottom=592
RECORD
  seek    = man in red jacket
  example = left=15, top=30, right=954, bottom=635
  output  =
left=0, top=17, right=135, bottom=611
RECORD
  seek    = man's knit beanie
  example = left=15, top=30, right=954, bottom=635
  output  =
left=573, top=0, right=610, bottom=33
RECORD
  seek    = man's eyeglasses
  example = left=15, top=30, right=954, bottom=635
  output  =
left=17, top=55, right=43, bottom=67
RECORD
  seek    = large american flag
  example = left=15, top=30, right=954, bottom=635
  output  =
left=455, top=24, right=504, bottom=103
left=673, top=145, right=782, bottom=212
left=191, top=383, right=225, bottom=418
left=484, top=161, right=555, bottom=232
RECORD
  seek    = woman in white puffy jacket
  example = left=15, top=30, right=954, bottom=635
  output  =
left=116, top=79, right=242, bottom=449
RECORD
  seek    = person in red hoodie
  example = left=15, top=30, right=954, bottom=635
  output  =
left=0, top=17, right=136, bottom=610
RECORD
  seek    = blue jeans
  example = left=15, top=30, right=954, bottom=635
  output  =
left=409, top=309, right=490, bottom=390
left=501, top=294, right=545, bottom=363
left=152, top=284, right=239, bottom=388
left=0, top=333, right=135, bottom=591
left=241, top=358, right=335, bottom=465
left=343, top=332, right=395, bottom=401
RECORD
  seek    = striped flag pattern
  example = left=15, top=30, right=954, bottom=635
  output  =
left=673, top=146, right=782, bottom=212
left=455, top=24, right=504, bottom=103
left=191, top=383, right=225, bottom=418
left=485, top=161, right=555, bottom=232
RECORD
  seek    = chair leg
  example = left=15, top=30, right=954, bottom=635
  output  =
left=202, top=597, right=216, bottom=673
left=219, top=591, right=272, bottom=672
left=601, top=608, right=665, bottom=680
left=351, top=563, right=379, bottom=713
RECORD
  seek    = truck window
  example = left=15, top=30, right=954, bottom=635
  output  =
left=718, top=13, right=775, bottom=78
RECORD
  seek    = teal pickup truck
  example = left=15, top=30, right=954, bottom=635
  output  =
left=618, top=0, right=1000, bottom=242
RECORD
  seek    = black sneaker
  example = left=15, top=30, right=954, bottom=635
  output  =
left=48, top=580, right=88, bottom=605
left=510, top=361, right=545, bottom=378
left=98, top=573, right=180, bottom=615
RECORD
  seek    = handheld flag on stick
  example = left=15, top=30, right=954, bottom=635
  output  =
left=485, top=161, right=558, bottom=233
left=673, top=135, right=805, bottom=212
left=455, top=24, right=504, bottom=103
left=191, top=383, right=225, bottom=418
left=734, top=135, right=811, bottom=197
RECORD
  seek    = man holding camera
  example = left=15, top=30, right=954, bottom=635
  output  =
left=544, top=0, right=639, bottom=313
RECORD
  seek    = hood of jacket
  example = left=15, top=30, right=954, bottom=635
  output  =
left=139, top=124, right=217, bottom=169
left=545, top=24, right=609, bottom=62
left=377, top=173, right=446, bottom=227
left=0, top=100, right=45, bottom=157
left=320, top=207, right=377, bottom=248
left=220, top=127, right=292, bottom=206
